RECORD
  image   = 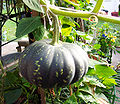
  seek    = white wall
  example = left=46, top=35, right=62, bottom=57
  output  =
left=90, top=0, right=120, bottom=15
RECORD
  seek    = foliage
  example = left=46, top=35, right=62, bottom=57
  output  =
left=89, top=23, right=120, bottom=64
left=58, top=0, right=94, bottom=11
left=0, top=60, right=118, bottom=103
left=97, top=23, right=119, bottom=54
left=16, top=16, right=44, bottom=38
left=1, top=0, right=120, bottom=104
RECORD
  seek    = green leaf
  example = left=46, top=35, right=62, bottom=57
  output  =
left=77, top=92, right=96, bottom=103
left=95, top=64, right=117, bottom=78
left=22, top=78, right=31, bottom=88
left=23, top=0, right=44, bottom=12
left=4, top=72, right=18, bottom=86
left=86, top=0, right=90, bottom=4
left=32, top=25, right=46, bottom=41
left=61, top=27, right=72, bottom=36
left=4, top=88, right=22, bottom=104
left=102, top=78, right=117, bottom=87
left=61, top=17, right=75, bottom=27
left=116, top=50, right=120, bottom=54
left=93, top=44, right=101, bottom=50
left=87, top=68, right=96, bottom=75
left=63, top=94, right=78, bottom=104
left=16, top=16, right=42, bottom=38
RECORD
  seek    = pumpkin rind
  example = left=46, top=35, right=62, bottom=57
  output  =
left=19, top=39, right=88, bottom=88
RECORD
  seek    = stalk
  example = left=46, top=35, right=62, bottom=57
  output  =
left=50, top=6, right=91, bottom=18
left=49, top=0, right=60, bottom=45
left=50, top=15, right=60, bottom=45
left=50, top=6, right=120, bottom=24
left=92, top=0, right=103, bottom=13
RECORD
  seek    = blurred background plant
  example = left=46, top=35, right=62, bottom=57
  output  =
left=88, top=22, right=120, bottom=64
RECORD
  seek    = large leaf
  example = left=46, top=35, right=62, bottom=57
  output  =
left=16, top=16, right=43, bottom=38
left=95, top=64, right=117, bottom=78
left=4, top=88, right=22, bottom=104
left=4, top=72, right=18, bottom=86
left=32, top=25, right=45, bottom=41
left=23, top=0, right=44, bottom=12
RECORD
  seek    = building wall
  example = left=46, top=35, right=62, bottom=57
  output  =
left=90, top=0, right=120, bottom=15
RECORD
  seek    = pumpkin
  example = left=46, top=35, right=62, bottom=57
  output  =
left=19, top=15, right=88, bottom=88
left=19, top=39, right=88, bottom=88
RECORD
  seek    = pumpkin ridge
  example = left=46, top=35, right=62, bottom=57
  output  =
left=19, top=43, right=39, bottom=82
left=35, top=45, right=54, bottom=87
left=27, top=43, right=49, bottom=84
left=63, top=43, right=88, bottom=84
left=59, top=46, right=75, bottom=86
left=47, top=47, right=66, bottom=87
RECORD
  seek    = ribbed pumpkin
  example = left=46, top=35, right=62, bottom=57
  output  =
left=18, top=15, right=88, bottom=88
left=19, top=39, right=88, bottom=88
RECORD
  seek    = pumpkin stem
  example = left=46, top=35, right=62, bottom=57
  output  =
left=50, top=14, right=60, bottom=45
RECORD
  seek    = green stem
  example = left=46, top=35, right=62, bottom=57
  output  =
left=50, top=6, right=120, bottom=24
left=50, top=6, right=91, bottom=18
left=92, top=0, right=103, bottom=13
left=26, top=0, right=120, bottom=25
left=97, top=14, right=120, bottom=24
left=39, top=0, right=120, bottom=24
left=49, top=0, right=59, bottom=45
left=50, top=15, right=59, bottom=45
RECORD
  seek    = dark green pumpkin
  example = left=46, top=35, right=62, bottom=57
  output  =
left=19, top=39, right=88, bottom=88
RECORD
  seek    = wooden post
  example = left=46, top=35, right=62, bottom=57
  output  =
left=38, top=87, right=46, bottom=104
